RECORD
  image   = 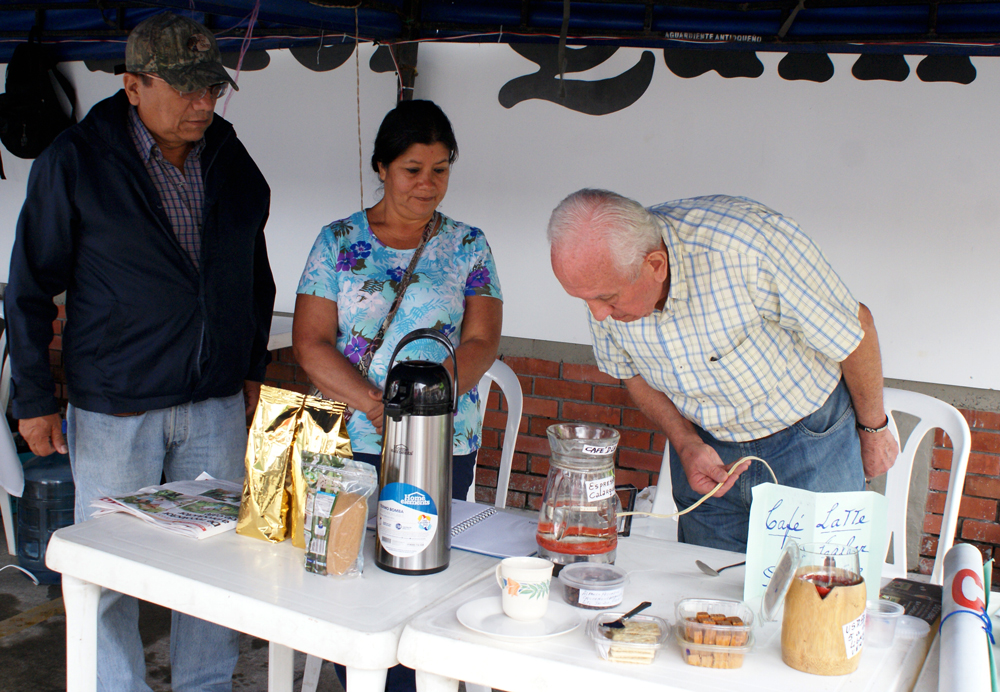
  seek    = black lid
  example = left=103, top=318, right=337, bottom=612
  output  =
left=383, top=360, right=453, bottom=417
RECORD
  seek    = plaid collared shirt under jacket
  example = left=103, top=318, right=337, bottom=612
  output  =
left=127, top=105, right=205, bottom=269
left=589, top=195, right=864, bottom=442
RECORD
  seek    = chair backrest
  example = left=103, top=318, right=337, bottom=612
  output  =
left=882, top=387, right=971, bottom=585
left=625, top=446, right=678, bottom=541
left=630, top=445, right=678, bottom=540
left=471, top=359, right=522, bottom=509
left=0, top=331, right=10, bottom=416
left=0, top=315, right=20, bottom=499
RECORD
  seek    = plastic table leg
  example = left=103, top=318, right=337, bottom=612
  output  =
left=268, top=642, right=294, bottom=692
left=61, top=574, right=101, bottom=692
left=346, top=665, right=390, bottom=692
left=415, top=670, right=461, bottom=692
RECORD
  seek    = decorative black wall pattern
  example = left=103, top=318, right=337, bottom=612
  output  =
left=220, top=51, right=270, bottom=71
left=369, top=45, right=396, bottom=73
left=778, top=53, right=834, bottom=82
left=852, top=55, right=910, bottom=82
left=290, top=43, right=355, bottom=72
left=84, top=59, right=119, bottom=74
left=662, top=49, right=764, bottom=79
left=85, top=50, right=271, bottom=74
left=77, top=41, right=983, bottom=121
left=498, top=45, right=655, bottom=116
left=917, top=56, right=977, bottom=84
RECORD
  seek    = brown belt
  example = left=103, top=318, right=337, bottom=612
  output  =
left=112, top=411, right=146, bottom=417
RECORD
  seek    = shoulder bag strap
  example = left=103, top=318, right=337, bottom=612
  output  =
left=309, top=212, right=440, bottom=410
left=355, top=211, right=439, bottom=379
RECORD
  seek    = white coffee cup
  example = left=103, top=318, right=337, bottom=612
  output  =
left=495, top=556, right=554, bottom=621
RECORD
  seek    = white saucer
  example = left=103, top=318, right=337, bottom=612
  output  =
left=456, top=597, right=581, bottom=642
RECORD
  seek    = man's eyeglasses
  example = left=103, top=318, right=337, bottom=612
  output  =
left=142, top=73, right=229, bottom=101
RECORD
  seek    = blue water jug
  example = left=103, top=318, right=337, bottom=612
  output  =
left=17, top=452, right=75, bottom=584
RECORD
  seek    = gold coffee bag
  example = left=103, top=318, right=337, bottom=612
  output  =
left=236, top=385, right=352, bottom=544
left=289, top=396, right=352, bottom=547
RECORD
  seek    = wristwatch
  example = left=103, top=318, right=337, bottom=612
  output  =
left=856, top=416, right=889, bottom=434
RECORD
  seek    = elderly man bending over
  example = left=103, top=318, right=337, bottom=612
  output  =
left=547, top=190, right=897, bottom=552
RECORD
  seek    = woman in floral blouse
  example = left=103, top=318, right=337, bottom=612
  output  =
left=293, top=100, right=503, bottom=502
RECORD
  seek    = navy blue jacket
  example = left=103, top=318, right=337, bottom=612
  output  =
left=6, top=90, right=275, bottom=419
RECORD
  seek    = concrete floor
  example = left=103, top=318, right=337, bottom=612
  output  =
left=0, top=528, right=346, bottom=691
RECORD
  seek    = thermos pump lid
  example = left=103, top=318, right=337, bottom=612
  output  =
left=383, top=360, right=454, bottom=417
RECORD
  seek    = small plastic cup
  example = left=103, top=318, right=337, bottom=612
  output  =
left=559, top=563, right=628, bottom=610
left=866, top=600, right=905, bottom=648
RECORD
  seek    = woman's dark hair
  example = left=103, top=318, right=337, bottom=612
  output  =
left=371, top=99, right=458, bottom=174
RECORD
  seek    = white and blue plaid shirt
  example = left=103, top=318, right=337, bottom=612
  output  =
left=589, top=195, right=864, bottom=442
left=127, top=106, right=205, bottom=269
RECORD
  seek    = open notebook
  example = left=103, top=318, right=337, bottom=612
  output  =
left=368, top=499, right=538, bottom=559
left=449, top=499, right=538, bottom=558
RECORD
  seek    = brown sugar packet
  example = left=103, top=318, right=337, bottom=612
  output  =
left=326, top=492, right=367, bottom=575
left=301, top=453, right=378, bottom=577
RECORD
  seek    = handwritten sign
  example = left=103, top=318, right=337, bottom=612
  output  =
left=744, top=483, right=888, bottom=604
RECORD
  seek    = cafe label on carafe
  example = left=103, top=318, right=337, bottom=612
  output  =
left=581, top=441, right=618, bottom=456
left=377, top=482, right=438, bottom=558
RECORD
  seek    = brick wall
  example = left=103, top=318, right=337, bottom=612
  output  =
left=40, top=326, right=999, bottom=580
left=923, top=411, right=1000, bottom=581
left=48, top=305, right=68, bottom=404
left=470, top=356, right=667, bottom=510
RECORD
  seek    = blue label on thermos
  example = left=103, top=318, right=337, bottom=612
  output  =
left=377, top=482, right=439, bottom=558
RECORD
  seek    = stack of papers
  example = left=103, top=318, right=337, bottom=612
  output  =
left=90, top=474, right=242, bottom=540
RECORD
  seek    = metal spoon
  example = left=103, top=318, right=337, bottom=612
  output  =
left=696, top=559, right=746, bottom=577
left=601, top=601, right=653, bottom=630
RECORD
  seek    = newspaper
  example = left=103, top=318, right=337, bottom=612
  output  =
left=90, top=473, right=242, bottom=539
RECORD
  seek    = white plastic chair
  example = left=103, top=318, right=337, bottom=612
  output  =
left=300, top=359, right=523, bottom=692
left=881, top=387, right=971, bottom=585
left=627, top=445, right=679, bottom=541
left=0, top=327, right=24, bottom=557
left=467, top=359, right=521, bottom=509
left=463, top=360, right=522, bottom=692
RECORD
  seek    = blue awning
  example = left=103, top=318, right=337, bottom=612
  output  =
left=3, top=1, right=1000, bottom=64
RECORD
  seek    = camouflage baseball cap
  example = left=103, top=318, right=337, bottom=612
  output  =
left=125, top=12, right=238, bottom=93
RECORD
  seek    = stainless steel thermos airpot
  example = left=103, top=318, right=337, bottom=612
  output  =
left=374, top=328, right=457, bottom=575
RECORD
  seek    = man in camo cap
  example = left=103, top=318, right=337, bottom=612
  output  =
left=124, top=11, right=238, bottom=96
left=6, top=11, right=274, bottom=690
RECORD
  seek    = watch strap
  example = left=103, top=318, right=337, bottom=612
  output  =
left=856, top=416, right=890, bottom=434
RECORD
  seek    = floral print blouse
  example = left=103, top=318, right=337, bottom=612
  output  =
left=297, top=210, right=503, bottom=455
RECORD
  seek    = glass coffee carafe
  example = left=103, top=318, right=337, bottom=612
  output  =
left=536, top=423, right=620, bottom=570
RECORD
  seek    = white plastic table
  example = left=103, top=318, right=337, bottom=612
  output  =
left=46, top=514, right=497, bottom=692
left=268, top=313, right=293, bottom=351
left=397, top=535, right=937, bottom=692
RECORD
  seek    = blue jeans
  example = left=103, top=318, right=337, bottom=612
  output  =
left=671, top=378, right=865, bottom=553
left=67, top=393, right=247, bottom=692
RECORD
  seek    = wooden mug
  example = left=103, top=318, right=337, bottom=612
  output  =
left=781, top=566, right=867, bottom=675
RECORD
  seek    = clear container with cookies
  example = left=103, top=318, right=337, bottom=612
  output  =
left=674, top=598, right=755, bottom=669
left=587, top=613, right=670, bottom=665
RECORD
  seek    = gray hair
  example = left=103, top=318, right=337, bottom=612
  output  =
left=547, top=189, right=662, bottom=281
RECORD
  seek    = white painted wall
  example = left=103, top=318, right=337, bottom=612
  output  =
left=2, top=44, right=998, bottom=389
